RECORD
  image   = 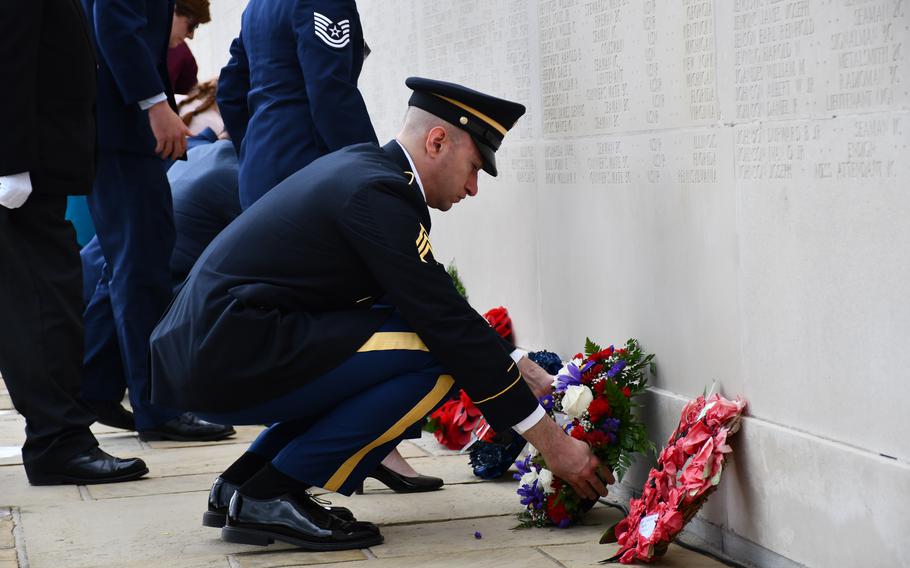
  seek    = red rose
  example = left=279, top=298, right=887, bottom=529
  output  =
left=622, top=386, right=632, bottom=398
left=573, top=352, right=583, bottom=360
left=483, top=307, right=513, bottom=342
left=587, top=397, right=611, bottom=423
left=594, top=381, right=607, bottom=396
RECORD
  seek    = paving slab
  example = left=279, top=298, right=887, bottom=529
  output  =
left=371, top=506, right=625, bottom=558
left=281, top=547, right=557, bottom=568
left=95, top=433, right=145, bottom=455
left=19, top=491, right=262, bottom=568
left=0, top=516, right=13, bottom=549
left=541, top=541, right=730, bottom=567
left=320, top=478, right=528, bottom=525
left=0, top=468, right=83, bottom=507
left=133, top=441, right=252, bottom=478
left=0, top=548, right=17, bottom=568
left=86, top=473, right=214, bottom=500
left=396, top=439, right=428, bottom=458
left=231, top=549, right=367, bottom=568
left=143, top=425, right=264, bottom=449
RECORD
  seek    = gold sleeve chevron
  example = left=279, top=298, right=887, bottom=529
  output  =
left=473, top=361, right=524, bottom=405
left=415, top=223, right=433, bottom=263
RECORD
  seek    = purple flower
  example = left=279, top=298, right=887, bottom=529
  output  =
left=557, top=518, right=572, bottom=529
left=517, top=479, right=547, bottom=510
left=607, top=360, right=627, bottom=378
left=513, top=453, right=533, bottom=480
left=581, top=359, right=597, bottom=373
left=538, top=393, right=555, bottom=412
left=554, top=363, right=582, bottom=393
left=474, top=531, right=482, bottom=539
left=602, top=417, right=621, bottom=433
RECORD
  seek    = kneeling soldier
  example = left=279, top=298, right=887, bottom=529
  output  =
left=150, top=77, right=612, bottom=550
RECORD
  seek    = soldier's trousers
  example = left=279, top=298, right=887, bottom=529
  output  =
left=198, top=311, right=455, bottom=495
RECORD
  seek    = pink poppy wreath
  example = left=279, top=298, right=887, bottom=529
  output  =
left=600, top=393, right=747, bottom=563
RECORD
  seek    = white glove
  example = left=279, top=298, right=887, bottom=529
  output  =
left=0, top=172, right=33, bottom=209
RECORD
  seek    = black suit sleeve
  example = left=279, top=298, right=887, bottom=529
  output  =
left=0, top=1, right=42, bottom=176
left=339, top=183, right=538, bottom=431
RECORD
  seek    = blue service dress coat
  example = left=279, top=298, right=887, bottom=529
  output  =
left=81, top=0, right=177, bottom=155
left=217, top=0, right=378, bottom=208
left=149, top=142, right=538, bottom=433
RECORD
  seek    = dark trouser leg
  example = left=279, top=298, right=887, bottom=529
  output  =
left=0, top=195, right=98, bottom=474
left=85, top=151, right=180, bottom=430
left=199, top=312, right=454, bottom=495
left=79, top=237, right=127, bottom=402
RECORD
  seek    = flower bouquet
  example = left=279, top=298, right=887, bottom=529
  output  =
left=516, top=338, right=655, bottom=528
left=600, top=393, right=747, bottom=563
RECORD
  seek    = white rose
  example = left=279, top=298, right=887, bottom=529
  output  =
left=519, top=470, right=539, bottom=488
left=537, top=468, right=555, bottom=494
left=562, top=384, right=593, bottom=419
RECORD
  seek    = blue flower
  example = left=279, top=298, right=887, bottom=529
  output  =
left=513, top=453, right=533, bottom=480
left=528, top=350, right=563, bottom=375
left=602, top=417, right=621, bottom=433
left=538, top=393, right=555, bottom=412
left=554, top=363, right=582, bottom=393
left=607, top=360, right=627, bottom=378
left=517, top=479, right=547, bottom=510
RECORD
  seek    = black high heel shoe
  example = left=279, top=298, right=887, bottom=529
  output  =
left=355, top=464, right=443, bottom=494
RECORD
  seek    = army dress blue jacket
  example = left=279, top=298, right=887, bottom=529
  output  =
left=149, top=142, right=538, bottom=432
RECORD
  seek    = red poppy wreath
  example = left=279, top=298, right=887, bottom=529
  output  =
left=600, top=393, right=747, bottom=564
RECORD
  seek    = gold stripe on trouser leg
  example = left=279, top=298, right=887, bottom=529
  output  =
left=357, top=331, right=428, bottom=352
left=323, top=374, right=455, bottom=492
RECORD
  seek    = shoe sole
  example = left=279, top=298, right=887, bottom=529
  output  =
left=29, top=466, right=149, bottom=486
left=202, top=511, right=227, bottom=528
left=138, top=429, right=236, bottom=442
left=221, top=525, right=383, bottom=551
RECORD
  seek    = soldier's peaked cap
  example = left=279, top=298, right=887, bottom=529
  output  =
left=405, top=77, right=526, bottom=177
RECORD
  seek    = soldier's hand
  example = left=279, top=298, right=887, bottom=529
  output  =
left=543, top=435, right=613, bottom=500
left=522, top=415, right=613, bottom=501
left=148, top=101, right=191, bottom=160
left=517, top=356, right=555, bottom=398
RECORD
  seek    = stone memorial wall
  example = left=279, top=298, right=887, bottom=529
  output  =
left=191, top=2, right=909, bottom=565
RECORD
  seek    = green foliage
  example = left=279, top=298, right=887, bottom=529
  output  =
left=584, top=337, right=601, bottom=358
left=447, top=261, right=468, bottom=300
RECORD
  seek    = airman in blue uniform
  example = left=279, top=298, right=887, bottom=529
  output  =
left=150, top=78, right=612, bottom=550
left=218, top=0, right=378, bottom=209
left=80, top=0, right=232, bottom=442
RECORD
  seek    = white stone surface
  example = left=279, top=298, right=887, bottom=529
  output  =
left=186, top=2, right=910, bottom=566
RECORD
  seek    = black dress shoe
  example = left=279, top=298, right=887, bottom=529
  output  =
left=355, top=463, right=444, bottom=494
left=138, top=413, right=235, bottom=442
left=28, top=447, right=148, bottom=486
left=221, top=492, right=382, bottom=550
left=85, top=399, right=136, bottom=431
left=202, top=476, right=354, bottom=528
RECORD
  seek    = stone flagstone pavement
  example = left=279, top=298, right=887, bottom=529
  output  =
left=0, top=379, right=729, bottom=568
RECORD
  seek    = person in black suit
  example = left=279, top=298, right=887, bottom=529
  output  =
left=0, top=0, right=148, bottom=485
left=150, top=78, right=612, bottom=549
left=80, top=0, right=233, bottom=442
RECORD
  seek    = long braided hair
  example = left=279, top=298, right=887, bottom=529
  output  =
left=177, top=78, right=218, bottom=128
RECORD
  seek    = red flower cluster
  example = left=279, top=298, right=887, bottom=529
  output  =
left=483, top=307, right=512, bottom=342
left=545, top=494, right=571, bottom=526
left=427, top=389, right=491, bottom=450
left=603, top=394, right=747, bottom=564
